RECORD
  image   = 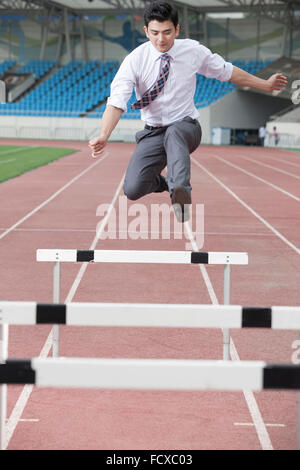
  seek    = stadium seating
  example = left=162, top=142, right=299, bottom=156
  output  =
left=17, top=59, right=57, bottom=80
left=0, top=59, right=17, bottom=75
left=0, top=59, right=272, bottom=118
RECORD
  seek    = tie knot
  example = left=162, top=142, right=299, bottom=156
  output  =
left=161, top=53, right=170, bottom=62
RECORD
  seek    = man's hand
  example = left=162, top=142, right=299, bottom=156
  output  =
left=265, top=73, right=288, bottom=92
left=89, top=135, right=107, bottom=158
left=88, top=105, right=123, bottom=158
left=230, top=66, right=288, bottom=93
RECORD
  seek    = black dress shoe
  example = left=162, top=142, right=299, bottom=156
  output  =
left=171, top=186, right=191, bottom=222
left=154, top=175, right=169, bottom=193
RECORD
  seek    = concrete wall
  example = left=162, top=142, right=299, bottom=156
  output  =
left=0, top=113, right=212, bottom=145
left=210, top=89, right=290, bottom=130
left=0, top=91, right=297, bottom=148
left=265, top=121, right=300, bottom=148
left=194, top=90, right=290, bottom=145
left=0, top=115, right=144, bottom=142
left=197, top=107, right=211, bottom=145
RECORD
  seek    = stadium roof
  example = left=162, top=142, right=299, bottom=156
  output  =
left=36, top=0, right=300, bottom=13
left=50, top=0, right=226, bottom=10
left=1, top=0, right=300, bottom=30
left=1, top=0, right=300, bottom=15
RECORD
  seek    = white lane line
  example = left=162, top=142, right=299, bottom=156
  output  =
left=191, top=154, right=300, bottom=448
left=229, top=339, right=273, bottom=450
left=184, top=222, right=273, bottom=450
left=234, top=423, right=285, bottom=427
left=0, top=151, right=109, bottom=242
left=210, top=154, right=300, bottom=202
left=18, top=419, right=39, bottom=422
left=0, top=159, right=16, bottom=164
left=0, top=228, right=98, bottom=233
left=0, top=227, right=276, bottom=237
left=4, top=165, right=125, bottom=450
left=260, top=153, right=300, bottom=169
left=5, top=152, right=292, bottom=450
left=0, top=148, right=27, bottom=156
left=238, top=154, right=300, bottom=180
left=5, top=329, right=53, bottom=447
left=64, top=173, right=125, bottom=303
left=191, top=157, right=300, bottom=257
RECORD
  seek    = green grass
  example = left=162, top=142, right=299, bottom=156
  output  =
left=283, top=148, right=300, bottom=153
left=0, top=145, right=78, bottom=183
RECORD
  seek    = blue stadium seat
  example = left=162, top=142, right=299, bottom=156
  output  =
left=0, top=59, right=272, bottom=118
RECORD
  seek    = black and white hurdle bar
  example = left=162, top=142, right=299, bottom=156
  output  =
left=2, top=302, right=299, bottom=450
left=0, top=302, right=299, bottom=329
left=1, top=306, right=300, bottom=450
left=36, top=249, right=249, bottom=359
left=0, top=322, right=7, bottom=452
left=1, top=358, right=300, bottom=391
left=1, top=357, right=300, bottom=451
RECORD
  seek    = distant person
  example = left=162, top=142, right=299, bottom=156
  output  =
left=89, top=1, right=287, bottom=222
left=272, top=126, right=279, bottom=146
left=259, top=125, right=266, bottom=146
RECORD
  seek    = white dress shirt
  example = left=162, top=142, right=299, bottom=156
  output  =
left=107, top=38, right=233, bottom=127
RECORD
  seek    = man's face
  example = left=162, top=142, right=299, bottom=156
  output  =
left=144, top=20, right=180, bottom=53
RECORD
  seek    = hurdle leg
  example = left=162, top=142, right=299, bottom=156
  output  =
left=297, top=391, right=300, bottom=450
left=0, top=323, right=9, bottom=450
left=223, top=264, right=231, bottom=361
left=52, top=261, right=61, bottom=357
left=297, top=331, right=300, bottom=450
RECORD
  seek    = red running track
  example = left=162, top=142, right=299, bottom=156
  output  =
left=0, top=138, right=299, bottom=450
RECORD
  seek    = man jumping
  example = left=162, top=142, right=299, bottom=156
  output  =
left=89, top=1, right=287, bottom=221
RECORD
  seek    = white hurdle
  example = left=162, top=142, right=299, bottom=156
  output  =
left=1, top=302, right=300, bottom=449
left=1, top=358, right=300, bottom=392
left=0, top=302, right=299, bottom=330
left=36, top=249, right=249, bottom=358
left=0, top=323, right=8, bottom=452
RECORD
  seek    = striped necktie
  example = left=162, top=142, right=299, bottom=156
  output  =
left=131, top=53, right=171, bottom=110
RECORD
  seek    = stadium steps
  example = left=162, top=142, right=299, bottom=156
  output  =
left=13, top=62, right=59, bottom=103
left=270, top=103, right=300, bottom=122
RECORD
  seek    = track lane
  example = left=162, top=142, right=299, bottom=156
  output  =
left=1, top=142, right=299, bottom=449
left=191, top=145, right=299, bottom=449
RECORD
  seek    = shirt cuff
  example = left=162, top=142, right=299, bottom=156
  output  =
left=221, top=62, right=234, bottom=82
left=107, top=96, right=127, bottom=113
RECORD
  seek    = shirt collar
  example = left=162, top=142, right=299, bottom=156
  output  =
left=149, top=40, right=176, bottom=61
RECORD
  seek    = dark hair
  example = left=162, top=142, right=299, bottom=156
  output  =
left=144, top=1, right=178, bottom=28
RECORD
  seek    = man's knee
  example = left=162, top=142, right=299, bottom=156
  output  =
left=123, top=180, right=142, bottom=201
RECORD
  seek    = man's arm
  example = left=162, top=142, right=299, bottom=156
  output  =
left=229, top=65, right=287, bottom=93
left=88, top=105, right=123, bottom=158
left=89, top=52, right=136, bottom=159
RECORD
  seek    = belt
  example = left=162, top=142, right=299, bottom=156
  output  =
left=145, top=118, right=196, bottom=131
left=145, top=124, right=166, bottom=131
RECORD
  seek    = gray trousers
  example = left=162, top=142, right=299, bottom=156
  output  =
left=123, top=116, right=202, bottom=200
